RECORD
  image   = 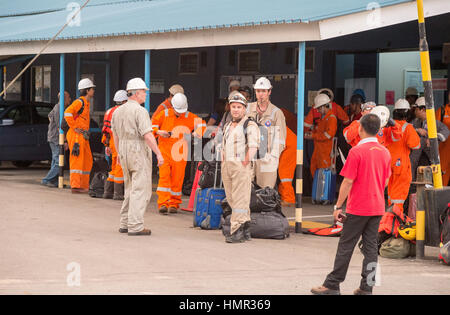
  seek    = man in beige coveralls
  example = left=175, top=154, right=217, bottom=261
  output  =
left=112, top=78, right=164, bottom=236
left=248, top=77, right=287, bottom=188
left=222, top=92, right=260, bottom=243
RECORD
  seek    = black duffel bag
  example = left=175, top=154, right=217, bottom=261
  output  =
left=89, top=172, right=107, bottom=198
left=198, top=160, right=221, bottom=189
left=252, top=185, right=282, bottom=213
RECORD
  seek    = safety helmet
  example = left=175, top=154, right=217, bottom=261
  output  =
left=371, top=106, right=390, bottom=128
left=228, top=80, right=241, bottom=90
left=169, top=84, right=184, bottom=96
left=352, top=89, right=366, bottom=102
left=113, top=90, right=128, bottom=102
left=253, top=77, right=272, bottom=90
left=439, top=241, right=450, bottom=265
left=228, top=92, right=247, bottom=107
left=398, top=221, right=416, bottom=241
left=415, top=96, right=426, bottom=107
left=126, top=78, right=149, bottom=91
left=405, top=87, right=419, bottom=97
left=78, top=78, right=96, bottom=90
left=318, top=88, right=334, bottom=102
left=361, top=101, right=377, bottom=112
left=171, top=93, right=188, bottom=114
left=394, top=98, right=410, bottom=110
left=313, top=93, right=331, bottom=109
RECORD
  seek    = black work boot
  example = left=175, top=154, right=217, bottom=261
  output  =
left=243, top=221, right=252, bottom=241
left=103, top=180, right=114, bottom=199
left=158, top=206, right=168, bottom=215
left=113, top=183, right=124, bottom=200
left=225, top=225, right=245, bottom=243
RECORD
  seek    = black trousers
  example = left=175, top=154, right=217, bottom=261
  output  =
left=323, top=214, right=382, bottom=292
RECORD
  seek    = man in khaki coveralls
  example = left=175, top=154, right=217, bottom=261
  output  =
left=222, top=92, right=260, bottom=243
left=248, top=77, right=287, bottom=188
left=112, top=78, right=164, bottom=236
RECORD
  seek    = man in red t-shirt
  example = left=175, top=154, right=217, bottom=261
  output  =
left=311, top=114, right=391, bottom=296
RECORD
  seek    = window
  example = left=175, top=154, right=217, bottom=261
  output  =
left=6, top=106, right=31, bottom=124
left=31, top=66, right=51, bottom=102
left=34, top=105, right=52, bottom=124
left=238, top=50, right=260, bottom=73
left=179, top=53, right=199, bottom=74
left=295, top=47, right=315, bottom=72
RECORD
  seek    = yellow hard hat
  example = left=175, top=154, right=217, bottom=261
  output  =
left=398, top=221, right=416, bottom=241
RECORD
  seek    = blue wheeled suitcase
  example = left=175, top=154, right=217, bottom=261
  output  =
left=193, top=158, right=226, bottom=229
left=312, top=138, right=337, bottom=205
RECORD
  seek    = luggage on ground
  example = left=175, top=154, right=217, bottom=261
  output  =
left=379, top=237, right=415, bottom=259
left=90, top=153, right=110, bottom=184
left=89, top=172, right=107, bottom=198
left=303, top=222, right=343, bottom=237
left=311, top=137, right=337, bottom=205
left=198, top=160, right=221, bottom=189
left=193, top=159, right=225, bottom=230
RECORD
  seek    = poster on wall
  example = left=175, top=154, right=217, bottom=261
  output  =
left=385, top=90, right=395, bottom=105
left=403, top=69, right=424, bottom=96
left=220, top=75, right=254, bottom=99
left=150, top=80, right=165, bottom=94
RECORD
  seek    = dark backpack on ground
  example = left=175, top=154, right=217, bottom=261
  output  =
left=61, top=98, right=85, bottom=133
left=89, top=172, right=107, bottom=198
left=440, top=204, right=450, bottom=245
left=198, top=160, right=221, bottom=189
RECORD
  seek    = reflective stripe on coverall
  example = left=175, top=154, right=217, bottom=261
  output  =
left=310, top=111, right=337, bottom=178
left=102, top=106, right=123, bottom=184
left=222, top=116, right=260, bottom=234
left=111, top=100, right=153, bottom=233
left=64, top=96, right=93, bottom=189
left=248, top=101, right=287, bottom=188
left=151, top=98, right=172, bottom=120
left=386, top=120, right=421, bottom=212
left=278, top=127, right=297, bottom=203
left=152, top=109, right=206, bottom=209
left=436, top=103, right=450, bottom=186
left=304, top=102, right=349, bottom=130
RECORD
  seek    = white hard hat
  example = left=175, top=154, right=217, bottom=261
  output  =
left=171, top=93, right=188, bottom=114
left=126, top=77, right=149, bottom=91
left=228, top=92, right=247, bottom=107
left=318, top=88, right=334, bottom=102
left=78, top=78, right=96, bottom=90
left=228, top=80, right=241, bottom=90
left=169, top=84, right=184, bottom=96
left=253, top=77, right=272, bottom=90
left=361, top=101, right=377, bottom=111
left=394, top=98, right=410, bottom=110
left=415, top=96, right=426, bottom=107
left=113, top=90, right=128, bottom=102
left=371, top=106, right=390, bottom=128
left=313, top=94, right=331, bottom=109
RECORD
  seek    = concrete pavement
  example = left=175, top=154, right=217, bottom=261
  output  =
left=0, top=162, right=449, bottom=295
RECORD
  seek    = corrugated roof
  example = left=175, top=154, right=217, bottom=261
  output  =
left=0, top=0, right=413, bottom=43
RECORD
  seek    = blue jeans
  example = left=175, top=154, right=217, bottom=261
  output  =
left=42, top=142, right=59, bottom=185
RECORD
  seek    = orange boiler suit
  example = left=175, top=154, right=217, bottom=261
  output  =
left=310, top=110, right=337, bottom=178
left=278, top=127, right=297, bottom=204
left=386, top=120, right=421, bottom=212
left=304, top=102, right=349, bottom=131
left=152, top=108, right=206, bottom=209
left=151, top=98, right=172, bottom=121
left=436, top=103, right=450, bottom=186
left=64, top=97, right=93, bottom=190
left=101, top=106, right=124, bottom=185
left=343, top=119, right=403, bottom=147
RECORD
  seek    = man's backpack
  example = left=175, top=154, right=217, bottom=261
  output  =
left=61, top=98, right=85, bottom=133
left=243, top=116, right=268, bottom=160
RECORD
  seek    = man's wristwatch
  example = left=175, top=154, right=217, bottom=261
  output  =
left=334, top=205, right=343, bottom=211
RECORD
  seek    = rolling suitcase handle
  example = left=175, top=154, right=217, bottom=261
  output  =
left=213, top=147, right=223, bottom=190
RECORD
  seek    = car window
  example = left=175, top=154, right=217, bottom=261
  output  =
left=34, top=105, right=52, bottom=124
left=6, top=106, right=31, bottom=124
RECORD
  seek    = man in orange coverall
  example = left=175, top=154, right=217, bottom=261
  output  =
left=101, top=90, right=128, bottom=200
left=386, top=99, right=421, bottom=213
left=304, top=88, right=349, bottom=131
left=343, top=102, right=402, bottom=147
left=152, top=93, right=206, bottom=214
left=64, top=78, right=95, bottom=193
left=278, top=127, right=297, bottom=206
left=151, top=84, right=184, bottom=120
left=305, top=94, right=337, bottom=178
left=436, top=90, right=450, bottom=186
